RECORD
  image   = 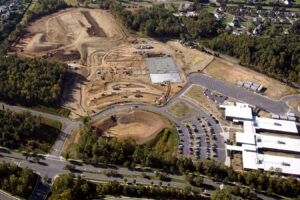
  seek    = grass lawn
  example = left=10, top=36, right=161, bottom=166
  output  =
left=28, top=105, right=70, bottom=118
left=231, top=152, right=243, bottom=171
left=224, top=17, right=233, bottom=24
left=167, top=101, right=196, bottom=118
left=64, top=0, right=79, bottom=5
left=204, top=6, right=217, bottom=14
left=167, top=3, right=179, bottom=13
left=61, top=125, right=82, bottom=158
left=144, top=129, right=178, bottom=159
left=182, top=85, right=231, bottom=126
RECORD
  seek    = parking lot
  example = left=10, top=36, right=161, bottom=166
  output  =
left=188, top=73, right=289, bottom=114
left=177, top=112, right=225, bottom=162
left=203, top=89, right=228, bottom=105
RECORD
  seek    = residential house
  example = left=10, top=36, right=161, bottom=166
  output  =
left=0, top=6, right=6, bottom=13
left=232, top=29, right=243, bottom=36
left=214, top=12, right=223, bottom=20
left=225, top=25, right=233, bottom=32
left=253, top=17, right=263, bottom=23
left=178, top=3, right=193, bottom=13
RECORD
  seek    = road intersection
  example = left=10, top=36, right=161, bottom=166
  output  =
left=0, top=72, right=299, bottom=200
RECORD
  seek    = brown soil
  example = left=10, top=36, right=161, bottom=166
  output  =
left=9, top=8, right=213, bottom=116
left=93, top=109, right=171, bottom=144
left=203, top=58, right=298, bottom=100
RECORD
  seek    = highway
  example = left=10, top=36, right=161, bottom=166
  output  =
left=0, top=72, right=298, bottom=200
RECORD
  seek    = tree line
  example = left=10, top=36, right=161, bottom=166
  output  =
left=111, top=3, right=182, bottom=37
left=103, top=1, right=299, bottom=85
left=48, top=173, right=207, bottom=200
left=0, top=0, right=68, bottom=54
left=0, top=109, right=61, bottom=152
left=206, top=31, right=299, bottom=84
left=0, top=161, right=37, bottom=198
left=0, top=55, right=67, bottom=106
left=68, top=123, right=300, bottom=198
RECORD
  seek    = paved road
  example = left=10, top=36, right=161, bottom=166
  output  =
left=188, top=73, right=290, bottom=115
left=0, top=190, right=19, bottom=200
left=0, top=151, right=278, bottom=200
left=1, top=71, right=297, bottom=199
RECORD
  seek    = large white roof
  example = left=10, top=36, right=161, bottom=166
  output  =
left=236, top=132, right=256, bottom=145
left=256, top=134, right=300, bottom=153
left=243, top=151, right=300, bottom=176
left=223, top=103, right=253, bottom=120
left=255, top=117, right=298, bottom=134
left=149, top=73, right=182, bottom=83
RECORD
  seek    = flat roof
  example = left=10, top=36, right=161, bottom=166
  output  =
left=146, top=57, right=179, bottom=74
left=256, top=134, right=300, bottom=153
left=242, top=144, right=257, bottom=151
left=243, top=151, right=300, bottom=176
left=226, top=145, right=243, bottom=151
left=223, top=103, right=253, bottom=120
left=236, top=132, right=256, bottom=145
left=254, top=117, right=298, bottom=133
left=149, top=73, right=182, bottom=83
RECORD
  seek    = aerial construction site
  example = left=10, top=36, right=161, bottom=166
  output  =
left=9, top=8, right=213, bottom=117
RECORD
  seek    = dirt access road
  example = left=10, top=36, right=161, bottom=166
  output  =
left=10, top=8, right=213, bottom=117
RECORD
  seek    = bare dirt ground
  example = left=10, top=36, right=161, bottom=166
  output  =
left=203, top=58, right=298, bottom=100
left=93, top=109, right=171, bottom=144
left=287, top=98, right=300, bottom=114
left=9, top=8, right=213, bottom=116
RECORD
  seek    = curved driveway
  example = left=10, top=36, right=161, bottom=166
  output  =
left=0, top=72, right=298, bottom=200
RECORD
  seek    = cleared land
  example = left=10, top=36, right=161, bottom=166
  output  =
left=10, top=8, right=213, bottom=116
left=287, top=98, right=300, bottom=114
left=167, top=100, right=196, bottom=118
left=203, top=58, right=297, bottom=100
left=92, top=109, right=172, bottom=144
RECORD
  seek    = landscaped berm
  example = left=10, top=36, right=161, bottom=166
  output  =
left=92, top=109, right=172, bottom=144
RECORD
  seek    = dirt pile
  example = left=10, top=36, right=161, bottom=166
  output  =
left=93, top=109, right=171, bottom=144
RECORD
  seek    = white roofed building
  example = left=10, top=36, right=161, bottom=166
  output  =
left=242, top=151, right=300, bottom=176
left=220, top=103, right=253, bottom=121
left=254, top=117, right=298, bottom=134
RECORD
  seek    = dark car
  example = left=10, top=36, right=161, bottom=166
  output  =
left=47, top=178, right=52, bottom=184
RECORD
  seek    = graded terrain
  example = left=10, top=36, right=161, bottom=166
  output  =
left=92, top=109, right=172, bottom=144
left=10, top=8, right=213, bottom=117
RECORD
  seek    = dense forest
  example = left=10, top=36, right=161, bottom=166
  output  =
left=0, top=109, right=61, bottom=152
left=24, top=0, right=68, bottom=23
left=0, top=55, right=67, bottom=105
left=49, top=173, right=95, bottom=200
left=0, top=162, right=37, bottom=198
left=69, top=124, right=300, bottom=198
left=49, top=173, right=207, bottom=200
left=206, top=31, right=300, bottom=84
left=112, top=3, right=182, bottom=37
left=182, top=10, right=222, bottom=39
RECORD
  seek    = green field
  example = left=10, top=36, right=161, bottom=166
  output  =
left=64, top=0, right=79, bottom=6
left=29, top=105, right=70, bottom=118
left=167, top=101, right=196, bottom=118
left=204, top=6, right=217, bottom=14
left=144, top=129, right=178, bottom=159
left=225, top=17, right=233, bottom=24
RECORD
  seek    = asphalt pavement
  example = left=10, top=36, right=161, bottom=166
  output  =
left=0, top=71, right=298, bottom=200
left=188, top=73, right=290, bottom=115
